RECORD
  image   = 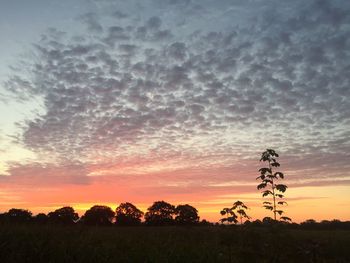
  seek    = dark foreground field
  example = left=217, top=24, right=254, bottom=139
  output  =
left=0, top=224, right=349, bottom=263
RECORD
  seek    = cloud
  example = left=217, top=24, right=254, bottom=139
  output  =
left=78, top=12, right=103, bottom=33
left=111, top=11, right=128, bottom=20
left=146, top=16, right=162, bottom=30
left=1, top=162, right=90, bottom=186
left=2, top=0, right=350, bottom=192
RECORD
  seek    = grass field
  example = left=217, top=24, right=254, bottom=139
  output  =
left=0, top=224, right=349, bottom=263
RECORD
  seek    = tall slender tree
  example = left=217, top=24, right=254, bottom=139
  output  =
left=256, top=149, right=291, bottom=222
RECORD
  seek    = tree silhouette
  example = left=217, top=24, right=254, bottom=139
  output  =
left=115, top=202, right=144, bottom=226
left=262, top=216, right=275, bottom=225
left=232, top=201, right=250, bottom=225
left=175, top=204, right=199, bottom=225
left=144, top=201, right=176, bottom=226
left=220, top=207, right=237, bottom=224
left=5, top=208, right=32, bottom=223
left=220, top=201, right=250, bottom=225
left=257, top=149, right=291, bottom=222
left=80, top=205, right=115, bottom=226
left=48, top=206, right=79, bottom=224
left=33, top=213, right=49, bottom=224
left=199, top=219, right=213, bottom=226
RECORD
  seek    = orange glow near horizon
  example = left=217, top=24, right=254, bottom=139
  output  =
left=1, top=180, right=349, bottom=223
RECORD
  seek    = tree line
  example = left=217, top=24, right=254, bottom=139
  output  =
left=1, top=204, right=349, bottom=230
left=0, top=201, right=207, bottom=226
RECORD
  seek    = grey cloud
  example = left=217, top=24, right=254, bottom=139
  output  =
left=3, top=0, right=350, bottom=185
left=103, top=26, right=130, bottom=46
left=118, top=44, right=138, bottom=56
left=78, top=12, right=103, bottom=33
left=152, top=0, right=192, bottom=8
left=167, top=42, right=187, bottom=61
left=152, top=29, right=173, bottom=41
left=1, top=162, right=90, bottom=186
left=4, top=76, right=35, bottom=101
left=135, top=26, right=173, bottom=42
left=146, top=16, right=162, bottom=30
left=111, top=10, right=128, bottom=19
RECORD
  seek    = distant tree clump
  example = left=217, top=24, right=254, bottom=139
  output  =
left=115, top=202, right=144, bottom=226
left=220, top=201, right=250, bottom=224
left=33, top=213, right=49, bottom=224
left=81, top=205, right=115, bottom=226
left=262, top=216, right=275, bottom=225
left=5, top=208, right=32, bottom=223
left=48, top=206, right=79, bottom=224
left=199, top=219, right=213, bottom=226
left=257, top=149, right=291, bottom=222
left=144, top=201, right=176, bottom=226
left=175, top=204, right=200, bottom=225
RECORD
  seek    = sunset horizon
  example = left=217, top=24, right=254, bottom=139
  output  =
left=1, top=0, right=349, bottom=225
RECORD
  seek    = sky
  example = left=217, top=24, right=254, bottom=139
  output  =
left=0, top=0, right=349, bottom=223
